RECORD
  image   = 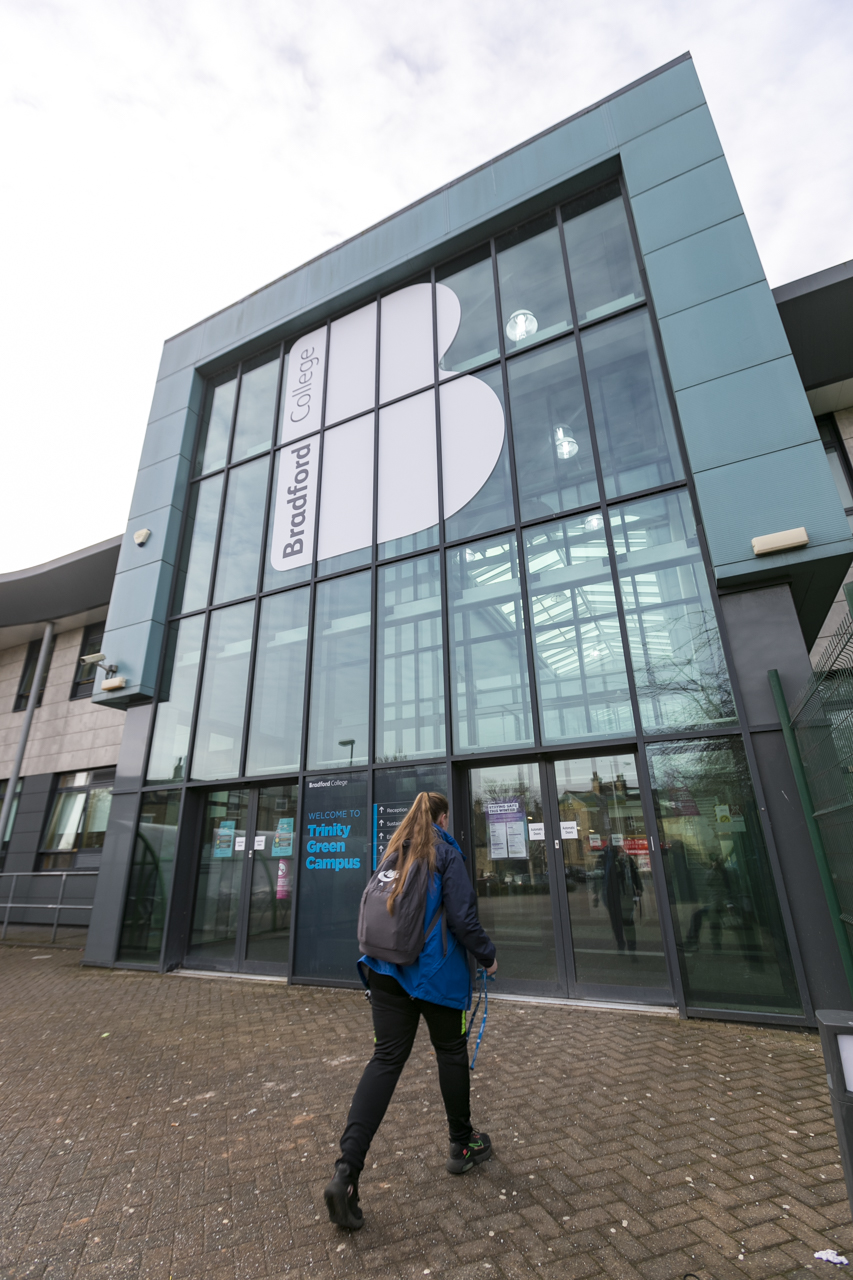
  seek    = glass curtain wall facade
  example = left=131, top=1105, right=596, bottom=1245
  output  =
left=117, top=175, right=803, bottom=1016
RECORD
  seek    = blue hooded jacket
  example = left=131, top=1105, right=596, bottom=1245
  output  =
left=359, top=827, right=496, bottom=1010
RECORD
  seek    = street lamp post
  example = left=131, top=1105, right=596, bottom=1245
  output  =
left=338, top=739, right=355, bottom=767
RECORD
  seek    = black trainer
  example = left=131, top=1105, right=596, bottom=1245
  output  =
left=324, top=1161, right=364, bottom=1229
left=446, top=1130, right=492, bottom=1175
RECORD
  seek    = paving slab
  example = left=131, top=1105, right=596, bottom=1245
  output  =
left=0, top=946, right=850, bottom=1279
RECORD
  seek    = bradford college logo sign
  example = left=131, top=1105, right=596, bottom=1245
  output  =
left=269, top=283, right=505, bottom=571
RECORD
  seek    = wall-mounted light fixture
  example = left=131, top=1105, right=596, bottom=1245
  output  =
left=751, top=527, right=809, bottom=556
left=133, top=528, right=151, bottom=546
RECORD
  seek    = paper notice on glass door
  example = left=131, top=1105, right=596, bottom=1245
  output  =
left=560, top=821, right=578, bottom=839
left=486, top=799, right=528, bottom=860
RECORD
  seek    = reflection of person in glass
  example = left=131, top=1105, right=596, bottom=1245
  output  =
left=594, top=840, right=643, bottom=953
left=685, top=850, right=731, bottom=952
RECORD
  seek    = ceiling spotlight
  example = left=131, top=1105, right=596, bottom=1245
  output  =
left=553, top=424, right=579, bottom=459
left=506, top=309, right=538, bottom=342
left=584, top=513, right=604, bottom=532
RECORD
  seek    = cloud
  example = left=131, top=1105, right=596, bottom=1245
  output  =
left=0, top=0, right=851, bottom=570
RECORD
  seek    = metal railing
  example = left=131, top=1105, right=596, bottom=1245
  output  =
left=0, top=871, right=97, bottom=943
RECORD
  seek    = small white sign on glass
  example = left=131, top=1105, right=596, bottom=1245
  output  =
left=254, top=836, right=266, bottom=851
left=560, top=821, right=579, bottom=840
left=234, top=837, right=246, bottom=852
left=527, top=823, right=545, bottom=841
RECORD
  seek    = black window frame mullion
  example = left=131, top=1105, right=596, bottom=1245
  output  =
left=490, top=235, right=542, bottom=752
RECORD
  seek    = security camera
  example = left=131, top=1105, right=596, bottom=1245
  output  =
left=80, top=653, right=106, bottom=665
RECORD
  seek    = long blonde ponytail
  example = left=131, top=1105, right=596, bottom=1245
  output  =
left=382, top=792, right=448, bottom=914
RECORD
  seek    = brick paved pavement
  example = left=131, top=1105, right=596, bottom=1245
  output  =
left=0, top=945, right=851, bottom=1280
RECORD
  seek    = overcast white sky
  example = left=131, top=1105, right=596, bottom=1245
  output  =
left=1, top=0, right=851, bottom=574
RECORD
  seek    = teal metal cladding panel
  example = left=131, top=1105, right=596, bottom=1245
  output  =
left=675, top=357, right=820, bottom=473
left=643, top=216, right=765, bottom=318
left=138, top=407, right=198, bottom=471
left=128, top=454, right=190, bottom=522
left=658, top=282, right=792, bottom=390
left=621, top=106, right=724, bottom=196
left=607, top=56, right=705, bottom=144
left=114, top=503, right=184, bottom=576
left=630, top=156, right=743, bottom=255
left=693, top=441, right=853, bottom=576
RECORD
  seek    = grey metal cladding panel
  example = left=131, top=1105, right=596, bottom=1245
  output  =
left=128, top=454, right=190, bottom=521
left=138, top=408, right=198, bottom=471
left=93, top=619, right=165, bottom=705
left=607, top=56, right=705, bottom=144
left=115, top=503, right=184, bottom=575
left=630, top=157, right=743, bottom=256
left=676, top=357, right=818, bottom=474
left=84, top=788, right=139, bottom=967
left=113, top=703, right=154, bottom=793
left=147, top=366, right=204, bottom=426
left=658, top=282, right=791, bottom=390
left=621, top=106, right=723, bottom=197
left=643, top=216, right=765, bottom=319
left=694, top=440, right=853, bottom=571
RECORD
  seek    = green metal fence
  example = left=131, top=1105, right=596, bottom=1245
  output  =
left=769, top=605, right=853, bottom=998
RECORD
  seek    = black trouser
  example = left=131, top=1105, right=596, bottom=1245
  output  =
left=338, top=971, right=472, bottom=1172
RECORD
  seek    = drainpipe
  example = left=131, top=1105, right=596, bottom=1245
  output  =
left=0, top=621, right=54, bottom=845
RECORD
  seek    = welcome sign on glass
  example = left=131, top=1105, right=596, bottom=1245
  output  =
left=269, top=284, right=506, bottom=572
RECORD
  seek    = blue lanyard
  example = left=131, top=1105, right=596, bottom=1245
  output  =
left=467, top=968, right=495, bottom=1070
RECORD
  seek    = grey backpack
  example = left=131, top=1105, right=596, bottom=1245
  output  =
left=357, top=847, right=445, bottom=966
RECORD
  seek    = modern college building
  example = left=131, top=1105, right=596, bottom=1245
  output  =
left=78, top=54, right=853, bottom=1026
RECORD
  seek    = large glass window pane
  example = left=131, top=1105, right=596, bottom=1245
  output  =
left=372, top=763, right=447, bottom=869
left=212, top=456, right=269, bottom=605
left=437, top=246, right=500, bottom=375
left=245, top=587, right=310, bottom=775
left=447, top=535, right=533, bottom=752
left=496, top=213, right=571, bottom=355
left=470, top=763, right=557, bottom=986
left=562, top=183, right=644, bottom=324
left=246, top=783, right=298, bottom=966
left=191, top=602, right=255, bottom=781
left=376, top=555, right=445, bottom=763
left=441, top=366, right=514, bottom=542
left=647, top=736, right=802, bottom=1014
left=294, top=771, right=369, bottom=982
left=524, top=518, right=634, bottom=743
left=187, top=788, right=249, bottom=965
left=231, top=352, right=280, bottom=462
left=195, top=375, right=236, bottom=477
left=147, top=616, right=205, bottom=783
left=42, top=790, right=87, bottom=852
left=173, top=474, right=223, bottom=614
left=611, top=492, right=736, bottom=733
left=117, top=790, right=181, bottom=963
left=582, top=309, right=683, bottom=499
left=263, top=449, right=312, bottom=591
left=554, top=755, right=669, bottom=992
left=306, top=571, right=371, bottom=770
left=506, top=336, right=598, bottom=520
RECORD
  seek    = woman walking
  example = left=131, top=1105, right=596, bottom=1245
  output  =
left=324, top=791, right=497, bottom=1230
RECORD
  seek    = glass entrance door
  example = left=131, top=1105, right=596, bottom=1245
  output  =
left=186, top=781, right=297, bottom=973
left=467, top=753, right=675, bottom=1003
left=553, top=754, right=671, bottom=1002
